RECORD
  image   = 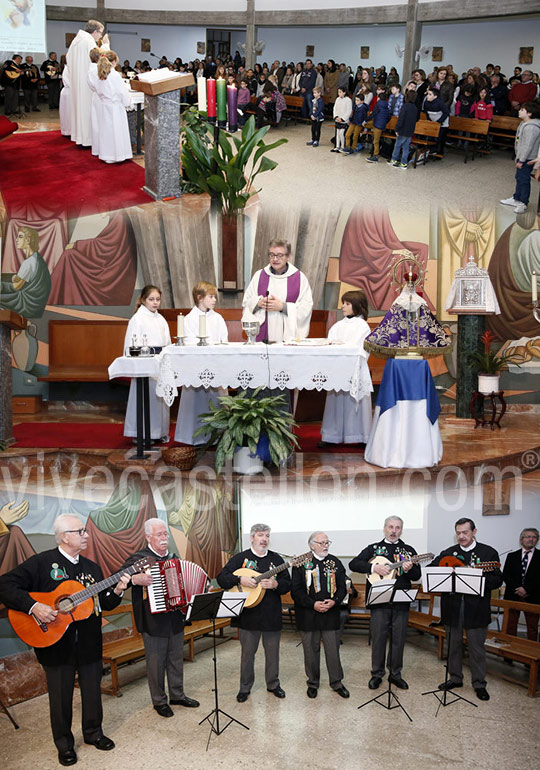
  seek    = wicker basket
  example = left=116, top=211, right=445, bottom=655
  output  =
left=161, top=446, right=199, bottom=470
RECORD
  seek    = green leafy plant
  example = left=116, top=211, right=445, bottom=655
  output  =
left=193, top=388, right=299, bottom=474
left=470, top=331, right=520, bottom=374
left=181, top=115, right=287, bottom=215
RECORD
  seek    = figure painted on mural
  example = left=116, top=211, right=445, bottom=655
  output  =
left=0, top=226, right=51, bottom=318
left=0, top=500, right=35, bottom=578
left=487, top=212, right=540, bottom=341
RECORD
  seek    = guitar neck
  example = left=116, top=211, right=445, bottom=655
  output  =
left=68, top=563, right=141, bottom=608
left=255, top=560, right=291, bottom=584
left=387, top=553, right=433, bottom=573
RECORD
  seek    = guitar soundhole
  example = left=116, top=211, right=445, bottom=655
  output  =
left=57, top=596, right=75, bottom=614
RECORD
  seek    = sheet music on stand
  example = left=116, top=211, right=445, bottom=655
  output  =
left=185, top=591, right=246, bottom=622
left=367, top=579, right=418, bottom=606
left=422, top=566, right=485, bottom=597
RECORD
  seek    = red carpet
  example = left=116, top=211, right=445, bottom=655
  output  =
left=0, top=131, right=151, bottom=219
left=12, top=422, right=364, bottom=453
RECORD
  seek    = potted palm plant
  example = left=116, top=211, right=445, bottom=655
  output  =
left=470, top=330, right=519, bottom=395
left=193, top=388, right=299, bottom=475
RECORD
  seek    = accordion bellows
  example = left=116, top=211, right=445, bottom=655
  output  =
left=148, top=559, right=208, bottom=614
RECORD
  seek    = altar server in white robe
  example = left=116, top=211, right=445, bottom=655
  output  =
left=320, top=290, right=373, bottom=446
left=242, top=239, right=313, bottom=342
left=124, top=285, right=171, bottom=442
left=175, top=282, right=228, bottom=445
left=87, top=48, right=102, bottom=156
left=95, top=51, right=132, bottom=163
left=66, top=19, right=109, bottom=147
left=59, top=65, right=71, bottom=136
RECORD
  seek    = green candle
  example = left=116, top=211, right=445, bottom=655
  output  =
left=216, top=78, right=227, bottom=122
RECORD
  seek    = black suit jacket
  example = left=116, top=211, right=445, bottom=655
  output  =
left=503, top=548, right=540, bottom=604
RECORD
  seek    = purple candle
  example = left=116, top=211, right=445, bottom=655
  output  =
left=227, top=84, right=238, bottom=131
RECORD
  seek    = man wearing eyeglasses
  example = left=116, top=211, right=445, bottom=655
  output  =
left=242, top=238, right=313, bottom=343
left=0, top=514, right=130, bottom=766
left=291, top=532, right=350, bottom=699
left=349, top=516, right=420, bottom=691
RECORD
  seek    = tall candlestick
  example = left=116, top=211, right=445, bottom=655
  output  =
left=227, top=83, right=238, bottom=131
left=197, top=77, right=207, bottom=112
left=216, top=77, right=227, bottom=125
left=199, top=312, right=207, bottom=338
left=206, top=78, right=216, bottom=121
left=177, top=314, right=184, bottom=337
left=533, top=271, right=538, bottom=303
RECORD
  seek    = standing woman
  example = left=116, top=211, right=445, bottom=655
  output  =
left=324, top=60, right=339, bottom=109
left=95, top=50, right=132, bottom=164
left=123, top=285, right=171, bottom=443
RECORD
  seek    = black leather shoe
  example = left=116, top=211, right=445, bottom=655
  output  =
left=236, top=691, right=249, bottom=702
left=58, top=749, right=77, bottom=766
left=307, top=687, right=318, bottom=698
left=368, top=676, right=382, bottom=690
left=267, top=686, right=286, bottom=698
left=84, top=736, right=115, bottom=751
left=475, top=687, right=490, bottom=701
left=154, top=704, right=174, bottom=717
left=388, top=675, right=409, bottom=690
left=335, top=686, right=350, bottom=698
left=170, top=696, right=200, bottom=708
left=438, top=680, right=463, bottom=691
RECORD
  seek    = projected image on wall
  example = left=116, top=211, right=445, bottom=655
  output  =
left=0, top=0, right=46, bottom=53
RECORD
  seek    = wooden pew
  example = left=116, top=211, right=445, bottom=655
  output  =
left=100, top=603, right=233, bottom=696
left=488, top=115, right=520, bottom=150
left=447, top=116, right=491, bottom=163
left=487, top=599, right=540, bottom=697
left=41, top=312, right=387, bottom=386
left=410, top=119, right=440, bottom=167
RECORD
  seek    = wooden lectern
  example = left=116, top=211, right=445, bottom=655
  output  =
left=0, top=311, right=27, bottom=445
left=130, top=72, right=195, bottom=200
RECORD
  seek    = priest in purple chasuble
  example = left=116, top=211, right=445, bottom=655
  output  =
left=242, top=239, right=313, bottom=342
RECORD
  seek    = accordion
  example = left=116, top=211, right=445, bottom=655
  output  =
left=147, top=559, right=208, bottom=614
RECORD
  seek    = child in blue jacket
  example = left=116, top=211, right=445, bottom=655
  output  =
left=306, top=86, right=325, bottom=147
left=366, top=89, right=391, bottom=163
left=344, top=93, right=368, bottom=153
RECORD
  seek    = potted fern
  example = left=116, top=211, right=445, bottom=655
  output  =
left=471, top=330, right=519, bottom=395
left=193, top=388, right=299, bottom=475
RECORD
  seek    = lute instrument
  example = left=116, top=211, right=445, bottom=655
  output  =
left=439, top=555, right=500, bottom=571
left=368, top=552, right=435, bottom=584
left=8, top=556, right=154, bottom=648
left=229, top=551, right=312, bottom=608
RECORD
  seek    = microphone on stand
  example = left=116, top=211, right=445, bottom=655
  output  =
left=262, top=290, right=269, bottom=344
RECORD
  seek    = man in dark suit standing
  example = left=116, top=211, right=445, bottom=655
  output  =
left=431, top=518, right=503, bottom=701
left=503, top=528, right=540, bottom=641
left=123, top=518, right=199, bottom=717
left=291, top=531, right=349, bottom=699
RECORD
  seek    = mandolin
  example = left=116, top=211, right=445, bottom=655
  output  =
left=368, top=553, right=435, bottom=584
left=439, top=555, right=500, bottom=571
left=229, top=551, right=312, bottom=609
left=8, top=556, right=154, bottom=648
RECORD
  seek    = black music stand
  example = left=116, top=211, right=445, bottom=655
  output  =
left=188, top=591, right=249, bottom=749
left=0, top=696, right=19, bottom=729
left=358, top=581, right=416, bottom=722
left=421, top=566, right=481, bottom=715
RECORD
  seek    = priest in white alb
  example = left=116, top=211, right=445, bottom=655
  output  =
left=242, top=239, right=313, bottom=342
left=66, top=19, right=109, bottom=147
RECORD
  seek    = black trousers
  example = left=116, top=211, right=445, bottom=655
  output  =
left=4, top=85, right=19, bottom=115
left=43, top=659, right=104, bottom=752
left=311, top=120, right=322, bottom=142
left=47, top=79, right=61, bottom=108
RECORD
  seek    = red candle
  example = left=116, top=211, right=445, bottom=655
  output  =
left=207, top=78, right=216, bottom=119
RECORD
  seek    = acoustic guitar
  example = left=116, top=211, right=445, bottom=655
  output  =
left=368, top=552, right=435, bottom=584
left=229, top=551, right=312, bottom=608
left=5, top=67, right=23, bottom=80
left=8, top=556, right=154, bottom=648
left=439, top=555, right=500, bottom=571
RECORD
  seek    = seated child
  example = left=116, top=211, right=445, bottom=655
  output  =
left=344, top=93, right=368, bottom=153
left=174, top=281, right=228, bottom=445
left=319, top=290, right=373, bottom=446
